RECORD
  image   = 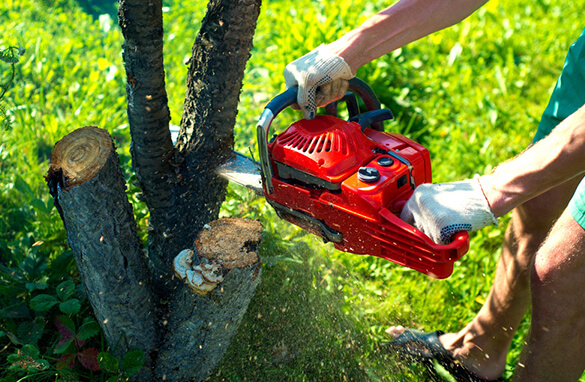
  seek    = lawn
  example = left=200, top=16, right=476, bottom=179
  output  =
left=1, top=0, right=584, bottom=380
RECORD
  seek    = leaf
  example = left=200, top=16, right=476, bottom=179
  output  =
left=8, top=344, right=49, bottom=373
left=59, top=299, right=81, bottom=315
left=0, top=303, right=30, bottom=318
left=121, top=349, right=144, bottom=377
left=98, top=352, right=119, bottom=374
left=54, top=336, right=74, bottom=355
left=78, top=348, right=101, bottom=371
left=55, top=316, right=75, bottom=338
left=56, top=353, right=76, bottom=370
left=30, top=198, right=50, bottom=219
left=6, top=331, right=22, bottom=345
left=30, top=294, right=59, bottom=312
left=13, top=174, right=34, bottom=199
left=77, top=320, right=100, bottom=341
left=25, top=278, right=49, bottom=292
left=56, top=280, right=75, bottom=301
left=17, top=320, right=44, bottom=345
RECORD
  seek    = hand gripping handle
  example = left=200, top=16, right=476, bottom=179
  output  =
left=257, top=78, right=385, bottom=194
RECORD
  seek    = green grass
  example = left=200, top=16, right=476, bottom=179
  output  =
left=1, top=0, right=584, bottom=380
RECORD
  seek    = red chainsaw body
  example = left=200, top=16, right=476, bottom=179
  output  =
left=264, top=115, right=469, bottom=279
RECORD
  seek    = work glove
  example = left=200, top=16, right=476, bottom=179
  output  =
left=399, top=176, right=498, bottom=245
left=284, top=44, right=354, bottom=120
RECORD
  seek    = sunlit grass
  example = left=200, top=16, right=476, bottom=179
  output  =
left=2, top=0, right=584, bottom=380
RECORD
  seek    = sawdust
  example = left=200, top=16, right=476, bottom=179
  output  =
left=195, top=218, right=263, bottom=269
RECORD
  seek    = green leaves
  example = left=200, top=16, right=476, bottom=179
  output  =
left=7, top=344, right=49, bottom=374
left=29, top=294, right=58, bottom=312
left=98, top=349, right=145, bottom=380
left=0, top=46, right=25, bottom=64
left=30, top=280, right=81, bottom=315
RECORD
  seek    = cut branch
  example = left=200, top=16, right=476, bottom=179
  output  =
left=47, top=126, right=157, bottom=381
left=156, top=218, right=263, bottom=382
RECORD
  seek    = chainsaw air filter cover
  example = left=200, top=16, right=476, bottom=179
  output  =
left=270, top=115, right=374, bottom=190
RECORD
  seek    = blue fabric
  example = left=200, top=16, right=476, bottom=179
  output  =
left=532, top=28, right=585, bottom=228
left=569, top=177, right=585, bottom=229
left=533, top=28, right=585, bottom=142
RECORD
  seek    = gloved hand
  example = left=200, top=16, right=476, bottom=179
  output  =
left=399, top=176, right=498, bottom=245
left=284, top=44, right=354, bottom=120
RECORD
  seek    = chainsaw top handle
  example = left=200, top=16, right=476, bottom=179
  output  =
left=257, top=77, right=387, bottom=194
left=264, top=77, right=385, bottom=131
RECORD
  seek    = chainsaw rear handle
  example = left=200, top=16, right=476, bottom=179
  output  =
left=257, top=77, right=386, bottom=194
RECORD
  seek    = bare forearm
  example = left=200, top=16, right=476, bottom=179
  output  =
left=480, top=104, right=585, bottom=217
left=328, top=0, right=488, bottom=72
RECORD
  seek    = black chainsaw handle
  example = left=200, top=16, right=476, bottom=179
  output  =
left=264, top=77, right=385, bottom=131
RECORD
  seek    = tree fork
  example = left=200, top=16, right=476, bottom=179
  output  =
left=46, top=126, right=157, bottom=381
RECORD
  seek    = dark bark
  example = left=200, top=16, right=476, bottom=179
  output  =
left=47, top=127, right=156, bottom=381
left=156, top=264, right=262, bottom=381
left=118, top=0, right=178, bottom=291
left=170, top=0, right=262, bottom=254
left=156, top=219, right=263, bottom=381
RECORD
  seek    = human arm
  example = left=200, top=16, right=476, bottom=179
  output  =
left=479, top=103, right=585, bottom=217
left=401, top=104, right=585, bottom=244
left=329, top=0, right=489, bottom=73
left=285, top=0, right=488, bottom=118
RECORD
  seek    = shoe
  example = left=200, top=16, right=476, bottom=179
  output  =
left=382, top=328, right=505, bottom=382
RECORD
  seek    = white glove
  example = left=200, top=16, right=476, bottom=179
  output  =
left=399, top=176, right=498, bottom=245
left=284, top=44, right=354, bottom=120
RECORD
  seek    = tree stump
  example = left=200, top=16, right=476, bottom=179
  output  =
left=46, top=126, right=157, bottom=378
left=156, top=218, right=263, bottom=382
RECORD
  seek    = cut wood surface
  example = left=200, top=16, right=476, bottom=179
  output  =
left=195, top=218, right=263, bottom=269
left=47, top=126, right=114, bottom=190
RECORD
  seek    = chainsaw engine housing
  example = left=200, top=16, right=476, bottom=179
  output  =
left=257, top=79, right=469, bottom=278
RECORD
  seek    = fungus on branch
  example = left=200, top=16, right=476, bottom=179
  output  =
left=173, top=249, right=224, bottom=295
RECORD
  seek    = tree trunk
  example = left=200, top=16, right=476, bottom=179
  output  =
left=156, top=218, right=263, bottom=381
left=47, top=127, right=264, bottom=381
left=174, top=0, right=262, bottom=250
left=46, top=0, right=264, bottom=379
left=46, top=126, right=157, bottom=381
left=117, top=0, right=178, bottom=294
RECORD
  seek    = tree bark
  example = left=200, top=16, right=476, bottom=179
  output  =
left=118, top=0, right=178, bottom=292
left=46, top=127, right=157, bottom=381
left=156, top=218, right=263, bottom=382
left=170, top=0, right=262, bottom=258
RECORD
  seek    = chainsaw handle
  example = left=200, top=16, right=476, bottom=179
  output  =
left=258, top=77, right=385, bottom=195
left=265, top=78, right=384, bottom=129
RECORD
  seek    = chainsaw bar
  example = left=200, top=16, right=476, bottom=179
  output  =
left=216, top=151, right=263, bottom=196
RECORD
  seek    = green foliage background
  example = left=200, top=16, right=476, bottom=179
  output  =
left=1, top=0, right=584, bottom=380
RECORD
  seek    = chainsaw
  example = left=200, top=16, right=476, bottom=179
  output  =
left=217, top=78, right=469, bottom=278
